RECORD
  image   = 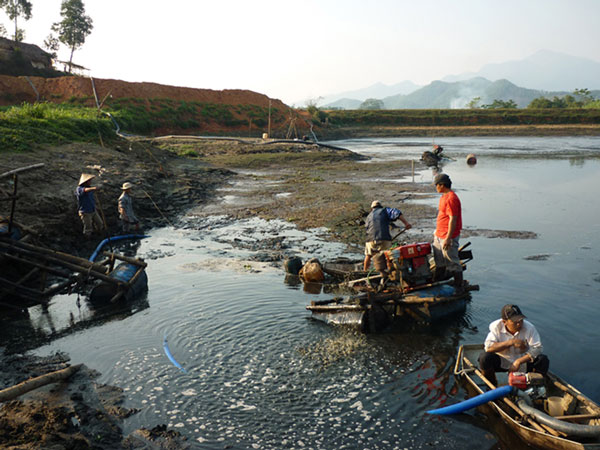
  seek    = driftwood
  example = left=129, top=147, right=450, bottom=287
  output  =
left=0, top=364, right=82, bottom=402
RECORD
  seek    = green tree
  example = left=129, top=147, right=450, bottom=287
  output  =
left=51, top=0, right=93, bottom=73
left=466, top=96, right=481, bottom=109
left=0, top=0, right=32, bottom=41
left=43, top=33, right=60, bottom=59
left=0, top=23, right=6, bottom=37
left=573, top=88, right=594, bottom=105
left=583, top=99, right=600, bottom=109
left=359, top=98, right=384, bottom=110
left=482, top=99, right=518, bottom=109
left=528, top=97, right=553, bottom=108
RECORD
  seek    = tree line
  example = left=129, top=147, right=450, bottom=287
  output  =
left=0, top=0, right=93, bottom=73
left=352, top=89, right=600, bottom=110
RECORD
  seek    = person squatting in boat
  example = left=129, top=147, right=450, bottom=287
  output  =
left=363, top=200, right=412, bottom=271
left=478, top=304, right=550, bottom=386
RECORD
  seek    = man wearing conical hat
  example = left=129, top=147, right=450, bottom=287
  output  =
left=118, top=181, right=140, bottom=233
left=75, top=173, right=103, bottom=238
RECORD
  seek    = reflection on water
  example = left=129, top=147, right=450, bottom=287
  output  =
left=1, top=136, right=598, bottom=449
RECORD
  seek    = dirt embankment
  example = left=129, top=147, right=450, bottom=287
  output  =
left=0, top=74, right=288, bottom=109
left=0, top=74, right=311, bottom=136
left=1, top=140, right=232, bottom=257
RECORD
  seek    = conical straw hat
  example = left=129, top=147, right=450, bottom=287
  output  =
left=78, top=173, right=95, bottom=185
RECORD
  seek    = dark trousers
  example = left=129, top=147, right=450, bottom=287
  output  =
left=478, top=351, right=550, bottom=374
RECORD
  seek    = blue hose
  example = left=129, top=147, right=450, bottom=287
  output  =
left=163, top=333, right=187, bottom=373
left=89, top=234, right=149, bottom=262
left=427, top=385, right=514, bottom=415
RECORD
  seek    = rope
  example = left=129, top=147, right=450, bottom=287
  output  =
left=142, top=189, right=174, bottom=227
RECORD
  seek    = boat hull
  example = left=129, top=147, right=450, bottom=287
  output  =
left=307, top=283, right=470, bottom=332
left=453, top=344, right=600, bottom=450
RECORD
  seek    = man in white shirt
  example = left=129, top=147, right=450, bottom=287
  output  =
left=478, top=304, right=549, bottom=386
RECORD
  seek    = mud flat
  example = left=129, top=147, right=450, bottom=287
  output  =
left=0, top=136, right=538, bottom=448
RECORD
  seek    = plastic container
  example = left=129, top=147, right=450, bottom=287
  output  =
left=545, top=396, right=563, bottom=416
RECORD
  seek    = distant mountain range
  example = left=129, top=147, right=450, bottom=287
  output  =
left=317, top=81, right=422, bottom=108
left=317, top=50, right=600, bottom=109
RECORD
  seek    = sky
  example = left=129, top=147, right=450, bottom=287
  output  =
left=2, top=0, right=600, bottom=105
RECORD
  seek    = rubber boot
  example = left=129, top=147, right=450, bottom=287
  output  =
left=453, top=271, right=464, bottom=295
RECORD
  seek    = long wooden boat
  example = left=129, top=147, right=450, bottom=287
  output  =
left=453, top=344, right=600, bottom=449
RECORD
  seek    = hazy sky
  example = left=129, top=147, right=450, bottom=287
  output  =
left=2, top=0, right=600, bottom=105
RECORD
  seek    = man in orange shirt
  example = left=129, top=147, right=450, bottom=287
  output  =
left=433, top=173, right=464, bottom=292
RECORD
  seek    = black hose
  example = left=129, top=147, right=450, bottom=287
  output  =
left=517, top=394, right=600, bottom=438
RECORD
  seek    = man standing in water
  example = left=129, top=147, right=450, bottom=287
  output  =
left=433, top=173, right=464, bottom=292
left=76, top=173, right=103, bottom=238
left=479, top=304, right=549, bottom=386
left=363, top=200, right=412, bottom=271
left=118, top=181, right=140, bottom=233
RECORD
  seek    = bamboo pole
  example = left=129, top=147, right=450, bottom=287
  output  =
left=1, top=246, right=123, bottom=285
left=109, top=290, right=126, bottom=304
left=0, top=267, right=39, bottom=302
left=125, top=266, right=146, bottom=289
left=0, top=240, right=108, bottom=274
left=0, top=163, right=45, bottom=179
left=0, top=275, right=47, bottom=298
left=0, top=252, right=73, bottom=278
left=555, top=413, right=600, bottom=421
left=100, top=251, right=147, bottom=268
left=8, top=174, right=17, bottom=233
left=0, top=364, right=82, bottom=402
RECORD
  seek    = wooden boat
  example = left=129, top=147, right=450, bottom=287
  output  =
left=453, top=344, right=600, bottom=450
left=306, top=242, right=476, bottom=332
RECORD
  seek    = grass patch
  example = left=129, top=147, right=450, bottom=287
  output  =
left=0, top=102, right=114, bottom=152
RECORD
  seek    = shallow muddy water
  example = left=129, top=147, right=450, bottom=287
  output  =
left=5, top=136, right=600, bottom=449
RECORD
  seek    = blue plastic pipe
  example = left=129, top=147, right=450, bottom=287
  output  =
left=163, top=333, right=187, bottom=373
left=427, top=385, right=515, bottom=415
left=89, top=234, right=149, bottom=262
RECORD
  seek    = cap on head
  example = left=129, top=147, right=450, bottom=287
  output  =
left=371, top=200, right=382, bottom=208
left=121, top=182, right=134, bottom=190
left=433, top=173, right=451, bottom=186
left=78, top=173, right=95, bottom=186
left=502, top=304, right=526, bottom=321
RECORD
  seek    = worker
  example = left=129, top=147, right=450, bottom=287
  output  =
left=364, top=200, right=412, bottom=271
left=479, top=304, right=549, bottom=386
left=75, top=173, right=103, bottom=238
left=118, top=181, right=140, bottom=233
left=432, top=173, right=464, bottom=292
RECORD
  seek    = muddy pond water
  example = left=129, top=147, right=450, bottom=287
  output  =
left=9, top=137, right=600, bottom=449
